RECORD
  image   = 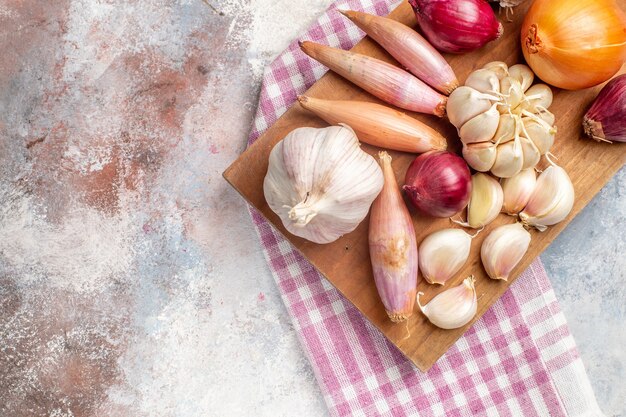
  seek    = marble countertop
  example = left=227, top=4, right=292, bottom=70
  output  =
left=0, top=0, right=623, bottom=416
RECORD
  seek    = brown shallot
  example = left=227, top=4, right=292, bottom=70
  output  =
left=298, top=96, right=447, bottom=153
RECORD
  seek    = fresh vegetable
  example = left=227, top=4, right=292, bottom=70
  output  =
left=481, top=223, right=531, bottom=281
left=403, top=151, right=472, bottom=218
left=519, top=163, right=574, bottom=232
left=448, top=62, right=557, bottom=178
left=339, top=9, right=458, bottom=94
left=408, top=0, right=503, bottom=54
left=489, top=0, right=526, bottom=20
left=418, top=229, right=474, bottom=285
left=417, top=276, right=477, bottom=329
left=299, top=41, right=447, bottom=117
left=263, top=125, right=383, bottom=244
left=501, top=169, right=537, bottom=215
left=583, top=74, right=626, bottom=143
left=521, top=0, right=626, bottom=90
left=297, top=96, right=447, bottom=153
left=454, top=173, right=503, bottom=228
left=369, top=152, right=419, bottom=322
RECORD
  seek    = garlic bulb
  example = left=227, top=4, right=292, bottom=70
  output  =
left=417, top=276, right=477, bottom=329
left=418, top=229, right=472, bottom=285
left=501, top=168, right=537, bottom=215
left=519, top=164, right=574, bottom=232
left=263, top=125, right=383, bottom=243
left=454, top=173, right=503, bottom=229
left=481, top=223, right=531, bottom=281
left=447, top=62, right=557, bottom=178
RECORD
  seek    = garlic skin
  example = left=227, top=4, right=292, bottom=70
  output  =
left=369, top=152, right=418, bottom=322
left=417, top=276, right=477, bottom=329
left=519, top=165, right=574, bottom=232
left=264, top=125, right=383, bottom=244
left=447, top=62, right=557, bottom=178
left=418, top=229, right=472, bottom=285
left=465, top=173, right=503, bottom=228
left=481, top=223, right=531, bottom=281
left=501, top=168, right=537, bottom=215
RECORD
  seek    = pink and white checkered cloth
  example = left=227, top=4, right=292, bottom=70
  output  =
left=246, top=1, right=603, bottom=416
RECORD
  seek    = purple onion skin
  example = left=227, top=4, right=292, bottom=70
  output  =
left=583, top=74, right=626, bottom=143
left=408, top=0, right=503, bottom=54
left=402, top=151, right=472, bottom=217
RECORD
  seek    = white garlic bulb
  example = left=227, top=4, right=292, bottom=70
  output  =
left=447, top=62, right=557, bottom=178
left=519, top=164, right=574, bottom=232
left=417, top=276, right=477, bottom=329
left=481, top=223, right=531, bottom=281
left=263, top=125, right=383, bottom=244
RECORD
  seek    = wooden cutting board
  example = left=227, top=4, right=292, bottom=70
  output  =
left=223, top=1, right=626, bottom=371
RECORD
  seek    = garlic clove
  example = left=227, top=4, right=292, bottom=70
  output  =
left=482, top=61, right=509, bottom=79
left=447, top=86, right=498, bottom=129
left=417, top=276, right=477, bottom=329
left=369, top=152, right=419, bottom=322
left=522, top=117, right=556, bottom=155
left=501, top=168, right=537, bottom=215
left=264, top=125, right=384, bottom=244
left=508, top=64, right=535, bottom=92
left=463, top=142, right=497, bottom=172
left=465, top=69, right=500, bottom=94
left=492, top=113, right=518, bottom=145
left=491, top=137, right=524, bottom=178
left=499, top=76, right=524, bottom=113
left=459, top=103, right=500, bottom=144
left=519, top=165, right=575, bottom=232
left=418, top=229, right=472, bottom=285
left=520, top=84, right=553, bottom=113
left=467, top=173, right=503, bottom=228
left=481, top=223, right=531, bottom=281
left=536, top=109, right=555, bottom=126
left=519, top=135, right=541, bottom=170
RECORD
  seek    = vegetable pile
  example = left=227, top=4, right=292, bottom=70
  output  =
left=260, top=1, right=624, bottom=330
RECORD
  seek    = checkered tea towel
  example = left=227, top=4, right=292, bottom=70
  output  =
left=246, top=1, right=604, bottom=415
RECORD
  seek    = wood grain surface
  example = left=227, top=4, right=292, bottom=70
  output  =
left=223, top=1, right=626, bottom=371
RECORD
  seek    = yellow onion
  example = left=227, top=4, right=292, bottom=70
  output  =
left=521, top=0, right=626, bottom=90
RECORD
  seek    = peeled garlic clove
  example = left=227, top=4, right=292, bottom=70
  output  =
left=481, top=223, right=531, bottom=281
left=523, top=117, right=556, bottom=155
left=499, top=76, right=524, bottom=113
left=465, top=69, right=500, bottom=94
left=467, top=173, right=503, bottom=228
left=501, top=168, right=537, bottom=215
left=463, top=142, right=497, bottom=172
left=482, top=61, right=509, bottom=79
left=491, top=137, right=524, bottom=178
left=418, top=229, right=472, bottom=285
left=508, top=64, right=534, bottom=92
left=447, top=86, right=497, bottom=129
left=519, top=135, right=541, bottom=170
left=522, top=84, right=553, bottom=113
left=369, top=152, right=419, bottom=322
left=492, top=113, right=518, bottom=145
left=264, top=125, right=384, bottom=244
left=459, top=103, right=500, bottom=144
left=417, top=276, right=477, bottom=329
left=520, top=165, right=575, bottom=232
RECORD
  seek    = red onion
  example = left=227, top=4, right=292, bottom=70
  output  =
left=583, top=74, right=626, bottom=143
left=408, top=0, right=503, bottom=54
left=403, top=151, right=472, bottom=217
